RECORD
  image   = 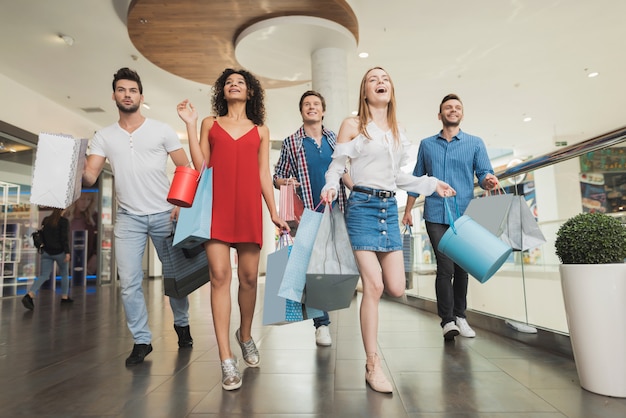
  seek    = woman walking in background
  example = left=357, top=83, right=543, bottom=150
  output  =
left=22, top=208, right=72, bottom=310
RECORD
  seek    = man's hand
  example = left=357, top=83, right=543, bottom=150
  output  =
left=482, top=174, right=499, bottom=190
left=170, top=206, right=181, bottom=222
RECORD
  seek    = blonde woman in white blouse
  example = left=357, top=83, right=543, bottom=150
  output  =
left=321, top=67, right=455, bottom=393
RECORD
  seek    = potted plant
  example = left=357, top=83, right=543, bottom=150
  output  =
left=555, top=212, right=626, bottom=397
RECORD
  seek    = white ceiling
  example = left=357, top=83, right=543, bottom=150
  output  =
left=1, top=0, right=625, bottom=162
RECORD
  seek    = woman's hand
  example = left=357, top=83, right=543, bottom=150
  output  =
left=271, top=214, right=290, bottom=234
left=320, top=188, right=337, bottom=204
left=177, top=99, right=197, bottom=125
left=435, top=181, right=456, bottom=198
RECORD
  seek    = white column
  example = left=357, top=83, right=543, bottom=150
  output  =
left=311, top=47, right=349, bottom=134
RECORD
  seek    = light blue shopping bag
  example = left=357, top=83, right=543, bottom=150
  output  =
left=277, top=208, right=324, bottom=302
left=263, top=237, right=324, bottom=325
left=173, top=167, right=213, bottom=249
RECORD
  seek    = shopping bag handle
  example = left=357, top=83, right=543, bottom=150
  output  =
left=277, top=231, right=293, bottom=249
left=442, top=196, right=460, bottom=235
left=197, top=161, right=207, bottom=182
left=402, top=224, right=412, bottom=235
left=484, top=183, right=507, bottom=197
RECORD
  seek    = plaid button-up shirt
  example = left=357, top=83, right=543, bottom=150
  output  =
left=273, top=125, right=347, bottom=212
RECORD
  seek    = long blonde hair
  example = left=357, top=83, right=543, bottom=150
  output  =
left=356, top=67, right=400, bottom=144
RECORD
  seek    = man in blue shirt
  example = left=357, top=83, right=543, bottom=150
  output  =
left=403, top=94, right=498, bottom=341
left=273, top=90, right=348, bottom=347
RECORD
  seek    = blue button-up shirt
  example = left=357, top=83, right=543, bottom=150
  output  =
left=409, top=129, right=494, bottom=224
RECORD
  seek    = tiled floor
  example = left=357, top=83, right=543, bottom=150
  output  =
left=1, top=278, right=626, bottom=417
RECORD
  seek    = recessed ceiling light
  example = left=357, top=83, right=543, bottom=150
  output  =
left=58, top=34, right=74, bottom=46
left=587, top=71, right=599, bottom=78
left=358, top=52, right=369, bottom=58
left=523, top=116, right=532, bottom=122
left=351, top=110, right=358, bottom=115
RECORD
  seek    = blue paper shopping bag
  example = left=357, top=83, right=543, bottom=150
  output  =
left=173, top=167, right=213, bottom=249
left=277, top=208, right=324, bottom=302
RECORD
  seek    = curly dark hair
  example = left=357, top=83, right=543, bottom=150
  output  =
left=211, top=68, right=265, bottom=126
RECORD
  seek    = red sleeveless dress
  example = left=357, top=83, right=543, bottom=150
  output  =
left=208, top=121, right=263, bottom=247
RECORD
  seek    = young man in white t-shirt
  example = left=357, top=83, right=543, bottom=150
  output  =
left=83, top=68, right=193, bottom=366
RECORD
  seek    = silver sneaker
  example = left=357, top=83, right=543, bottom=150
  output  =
left=235, top=328, right=260, bottom=367
left=220, top=357, right=242, bottom=390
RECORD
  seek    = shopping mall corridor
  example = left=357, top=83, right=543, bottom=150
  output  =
left=1, top=277, right=625, bottom=417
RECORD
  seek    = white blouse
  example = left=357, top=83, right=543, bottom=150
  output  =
left=323, top=121, right=438, bottom=197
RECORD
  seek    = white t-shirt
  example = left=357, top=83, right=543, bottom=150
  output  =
left=89, top=118, right=182, bottom=215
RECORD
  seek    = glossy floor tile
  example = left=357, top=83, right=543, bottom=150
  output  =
left=1, top=278, right=625, bottom=417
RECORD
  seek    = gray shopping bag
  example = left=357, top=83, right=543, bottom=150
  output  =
left=464, top=193, right=515, bottom=237
left=304, top=204, right=360, bottom=311
left=160, top=235, right=209, bottom=298
left=402, top=225, right=414, bottom=289
left=465, top=193, right=545, bottom=251
left=500, top=196, right=546, bottom=251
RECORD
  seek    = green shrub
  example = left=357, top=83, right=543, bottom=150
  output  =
left=555, top=212, right=626, bottom=264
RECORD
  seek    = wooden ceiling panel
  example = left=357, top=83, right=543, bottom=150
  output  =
left=127, top=0, right=358, bottom=88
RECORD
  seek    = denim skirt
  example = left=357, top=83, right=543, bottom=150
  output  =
left=345, top=190, right=402, bottom=252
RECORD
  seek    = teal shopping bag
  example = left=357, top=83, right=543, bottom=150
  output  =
left=439, top=197, right=512, bottom=283
left=173, top=167, right=213, bottom=249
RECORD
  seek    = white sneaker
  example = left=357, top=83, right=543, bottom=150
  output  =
left=456, top=316, right=476, bottom=338
left=315, top=325, right=332, bottom=346
left=442, top=321, right=460, bottom=341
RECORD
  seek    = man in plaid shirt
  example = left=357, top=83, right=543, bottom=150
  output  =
left=273, top=90, right=349, bottom=347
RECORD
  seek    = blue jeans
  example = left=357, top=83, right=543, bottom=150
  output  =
left=115, top=209, right=189, bottom=344
left=425, top=221, right=468, bottom=327
left=313, top=311, right=330, bottom=328
left=30, top=251, right=70, bottom=295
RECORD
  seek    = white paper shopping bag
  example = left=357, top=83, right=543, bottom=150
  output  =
left=30, top=133, right=88, bottom=209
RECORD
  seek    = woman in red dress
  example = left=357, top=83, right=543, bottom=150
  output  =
left=177, top=69, right=288, bottom=390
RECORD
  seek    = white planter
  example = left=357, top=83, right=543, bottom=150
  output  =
left=560, top=264, right=626, bottom=397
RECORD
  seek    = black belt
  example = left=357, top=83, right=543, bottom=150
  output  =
left=352, top=185, right=396, bottom=198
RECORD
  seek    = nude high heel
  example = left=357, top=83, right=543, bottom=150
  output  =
left=365, top=353, right=393, bottom=393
